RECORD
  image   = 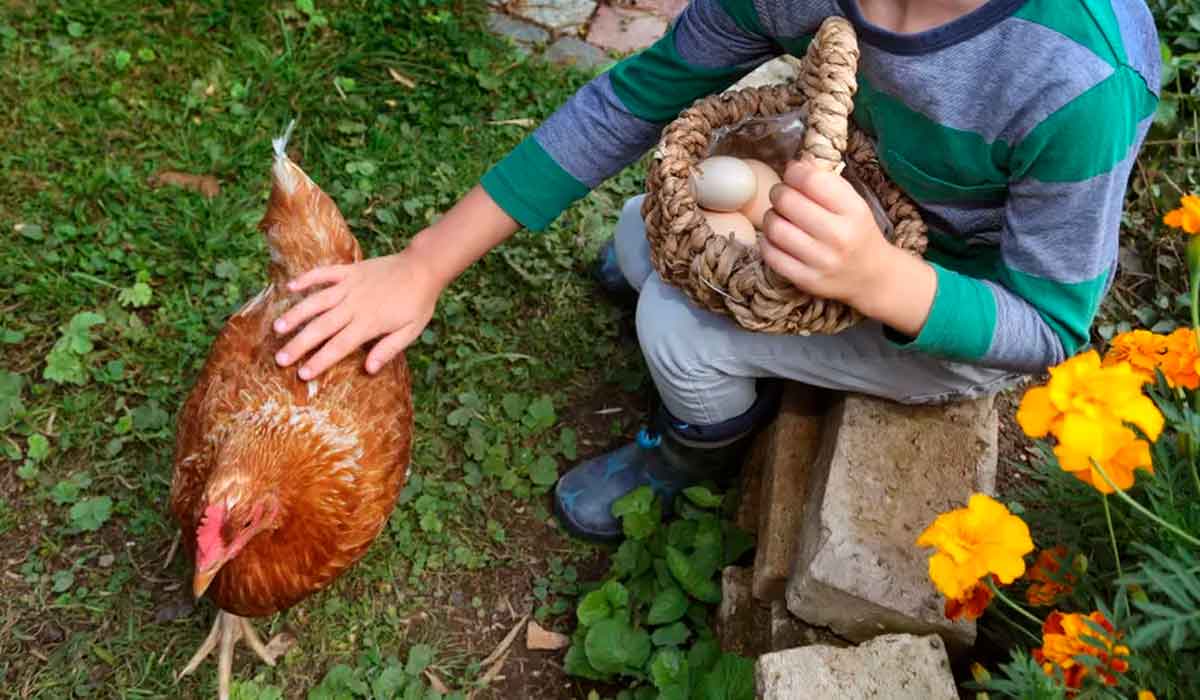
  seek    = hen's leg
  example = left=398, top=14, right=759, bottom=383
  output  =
left=178, top=611, right=295, bottom=700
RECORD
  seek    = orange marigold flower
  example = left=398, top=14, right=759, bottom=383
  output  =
left=1160, top=327, right=1200, bottom=390
left=1017, top=351, right=1163, bottom=494
left=1103, top=330, right=1165, bottom=383
left=1025, top=545, right=1077, bottom=607
left=945, top=575, right=996, bottom=621
left=1138, top=691, right=1156, bottom=700
left=1164, top=194, right=1200, bottom=234
left=916, top=494, right=1033, bottom=601
left=1033, top=611, right=1130, bottom=690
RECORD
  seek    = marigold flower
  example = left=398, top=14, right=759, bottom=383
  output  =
left=1103, top=330, right=1165, bottom=383
left=916, top=494, right=1034, bottom=601
left=1138, top=691, right=1156, bottom=700
left=944, top=575, right=996, bottom=621
left=1017, top=351, right=1163, bottom=493
left=1164, top=194, right=1200, bottom=234
left=1160, top=327, right=1200, bottom=389
left=1025, top=545, right=1076, bottom=607
left=1033, top=611, right=1130, bottom=689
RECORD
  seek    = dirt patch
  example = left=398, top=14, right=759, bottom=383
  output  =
left=994, top=379, right=1040, bottom=497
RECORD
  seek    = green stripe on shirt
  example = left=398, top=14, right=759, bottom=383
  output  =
left=480, top=137, right=590, bottom=232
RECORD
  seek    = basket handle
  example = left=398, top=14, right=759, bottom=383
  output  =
left=794, top=17, right=860, bottom=174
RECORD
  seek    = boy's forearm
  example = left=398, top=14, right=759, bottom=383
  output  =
left=850, top=246, right=937, bottom=339
left=406, top=185, right=521, bottom=288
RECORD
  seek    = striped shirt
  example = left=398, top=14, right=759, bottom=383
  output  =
left=480, top=0, right=1160, bottom=372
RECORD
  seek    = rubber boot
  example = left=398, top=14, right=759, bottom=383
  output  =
left=554, top=381, right=782, bottom=543
left=591, top=237, right=637, bottom=305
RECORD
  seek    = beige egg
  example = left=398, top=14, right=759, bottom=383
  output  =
left=690, top=156, right=757, bottom=212
left=738, top=158, right=783, bottom=229
left=702, top=209, right=758, bottom=247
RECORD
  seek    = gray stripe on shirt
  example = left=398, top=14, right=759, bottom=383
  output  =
left=857, top=17, right=1113, bottom=145
left=1000, top=114, right=1152, bottom=284
left=750, top=0, right=838, bottom=38
left=982, top=280, right=1068, bottom=371
left=1111, top=0, right=1162, bottom=95
left=678, top=0, right=779, bottom=68
left=533, top=72, right=664, bottom=188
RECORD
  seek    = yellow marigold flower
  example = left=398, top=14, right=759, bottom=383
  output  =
left=1164, top=194, right=1200, bottom=234
left=1017, top=351, right=1164, bottom=493
left=1103, top=330, right=1165, bottom=383
left=1139, top=691, right=1156, bottom=700
left=916, top=494, right=1034, bottom=601
left=1054, top=414, right=1156, bottom=493
left=1160, top=327, right=1200, bottom=389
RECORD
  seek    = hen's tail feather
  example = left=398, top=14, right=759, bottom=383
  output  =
left=272, top=119, right=297, bottom=161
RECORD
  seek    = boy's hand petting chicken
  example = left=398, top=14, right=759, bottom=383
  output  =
left=761, top=159, right=937, bottom=338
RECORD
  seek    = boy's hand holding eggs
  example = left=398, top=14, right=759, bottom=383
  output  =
left=689, top=156, right=783, bottom=246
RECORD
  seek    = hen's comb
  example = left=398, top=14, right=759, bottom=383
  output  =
left=196, top=502, right=226, bottom=561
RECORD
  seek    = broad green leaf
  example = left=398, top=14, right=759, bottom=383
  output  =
left=131, top=401, right=169, bottom=431
left=611, top=540, right=652, bottom=579
left=118, top=282, right=153, bottom=308
left=43, top=347, right=87, bottom=385
left=70, top=496, right=113, bottom=532
left=529, top=455, right=558, bottom=486
left=405, top=644, right=435, bottom=676
left=666, top=547, right=721, bottom=604
left=558, top=427, right=578, bottom=460
left=602, top=580, right=630, bottom=610
left=687, top=637, right=721, bottom=674
left=651, top=622, right=690, bottom=647
left=577, top=589, right=612, bottom=626
left=50, top=479, right=83, bottom=505
left=27, top=434, right=50, bottom=462
left=612, top=486, right=654, bottom=518
left=584, top=618, right=651, bottom=675
left=564, top=639, right=609, bottom=681
left=647, top=587, right=688, bottom=625
left=523, top=395, right=556, bottom=432
left=682, top=486, right=723, bottom=509
left=52, top=569, right=75, bottom=593
left=501, top=393, right=528, bottom=420
left=650, top=648, right=689, bottom=695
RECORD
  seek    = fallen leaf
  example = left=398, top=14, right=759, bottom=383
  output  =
left=98, top=554, right=115, bottom=568
left=525, top=619, right=569, bottom=651
left=387, top=67, right=417, bottom=89
left=148, top=171, right=220, bottom=198
left=487, top=118, right=536, bottom=128
left=425, top=670, right=449, bottom=694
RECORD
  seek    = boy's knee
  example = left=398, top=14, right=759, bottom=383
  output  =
left=635, top=278, right=709, bottom=390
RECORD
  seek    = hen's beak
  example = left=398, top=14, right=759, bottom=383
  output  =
left=193, top=565, right=221, bottom=599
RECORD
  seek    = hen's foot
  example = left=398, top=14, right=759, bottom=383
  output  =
left=178, top=611, right=295, bottom=700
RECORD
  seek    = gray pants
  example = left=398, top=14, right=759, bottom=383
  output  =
left=614, top=195, right=1021, bottom=425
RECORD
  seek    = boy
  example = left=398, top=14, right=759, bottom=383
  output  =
left=271, top=0, right=1160, bottom=541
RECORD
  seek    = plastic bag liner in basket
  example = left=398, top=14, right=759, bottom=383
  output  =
left=640, top=16, right=929, bottom=336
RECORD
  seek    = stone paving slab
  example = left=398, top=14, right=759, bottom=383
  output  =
left=785, top=394, right=999, bottom=655
left=756, top=633, right=959, bottom=700
left=544, top=36, right=611, bottom=70
left=509, top=0, right=598, bottom=32
left=586, top=4, right=668, bottom=52
left=488, top=11, right=550, bottom=49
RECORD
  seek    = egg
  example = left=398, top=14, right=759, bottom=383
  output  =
left=690, top=156, right=757, bottom=212
left=738, top=159, right=783, bottom=229
left=702, top=209, right=758, bottom=247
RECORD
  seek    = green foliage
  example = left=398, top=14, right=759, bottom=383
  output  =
left=564, top=486, right=756, bottom=699
left=307, top=644, right=460, bottom=700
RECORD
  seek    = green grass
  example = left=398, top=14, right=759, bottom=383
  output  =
left=0, top=1, right=646, bottom=697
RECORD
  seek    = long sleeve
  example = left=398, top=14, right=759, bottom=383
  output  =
left=480, top=0, right=779, bottom=231
left=896, top=61, right=1159, bottom=372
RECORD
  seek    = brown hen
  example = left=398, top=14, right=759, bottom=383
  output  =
left=169, top=124, right=412, bottom=699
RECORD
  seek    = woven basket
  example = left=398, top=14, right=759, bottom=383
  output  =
left=641, top=17, right=928, bottom=335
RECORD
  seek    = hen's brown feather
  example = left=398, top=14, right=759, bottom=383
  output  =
left=170, top=137, right=412, bottom=618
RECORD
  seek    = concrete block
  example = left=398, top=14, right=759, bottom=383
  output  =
left=756, top=633, right=958, bottom=700
left=785, top=394, right=998, bottom=654
left=751, top=385, right=827, bottom=602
